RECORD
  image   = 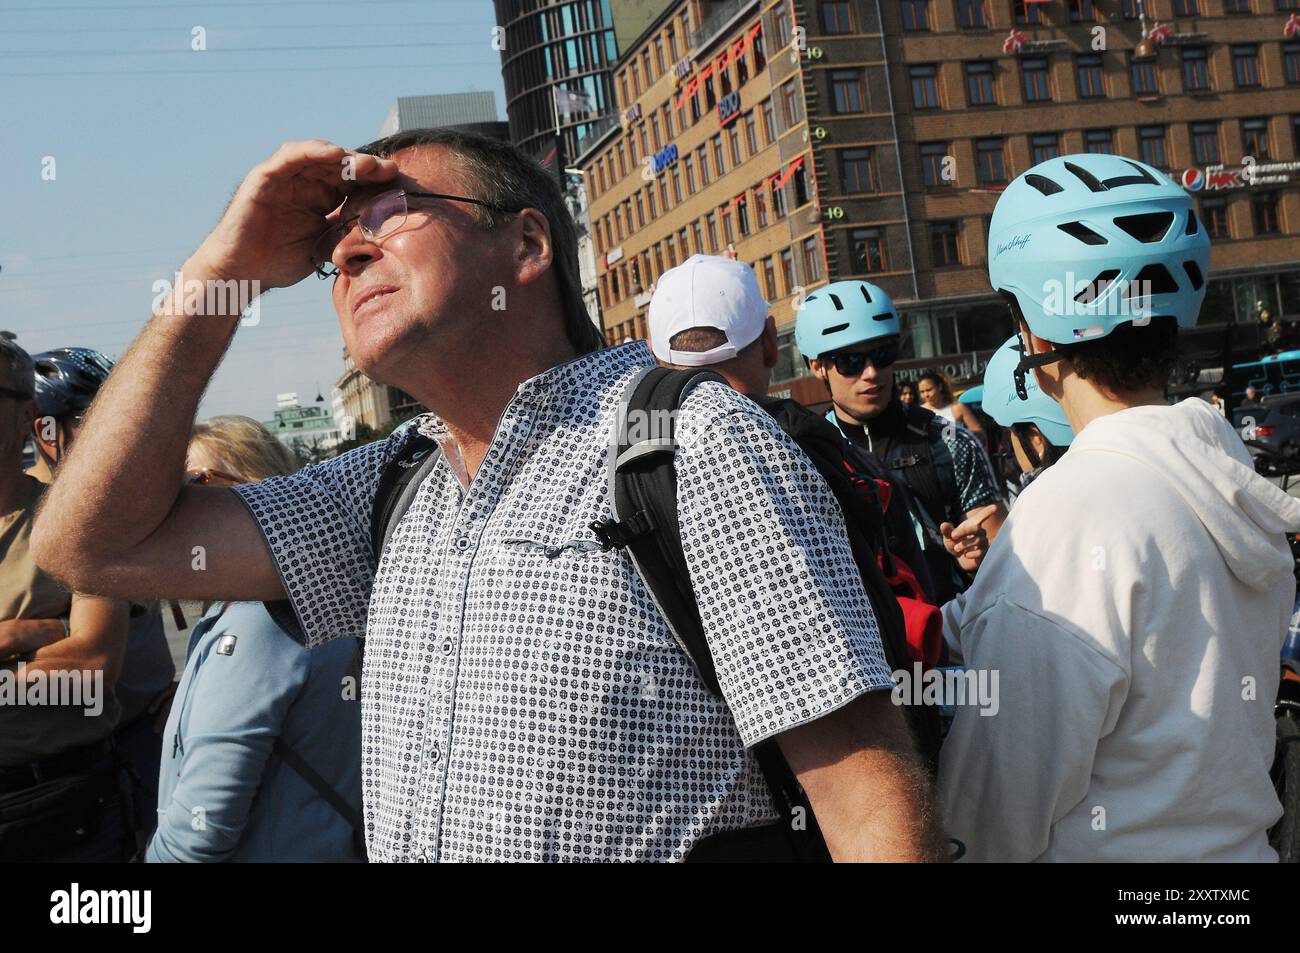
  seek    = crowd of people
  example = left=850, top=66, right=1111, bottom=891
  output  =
left=2, top=129, right=1298, bottom=862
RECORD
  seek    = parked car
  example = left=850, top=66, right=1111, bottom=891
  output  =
left=1233, top=393, right=1300, bottom=475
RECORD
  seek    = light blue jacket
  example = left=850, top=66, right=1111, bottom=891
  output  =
left=147, top=602, right=362, bottom=862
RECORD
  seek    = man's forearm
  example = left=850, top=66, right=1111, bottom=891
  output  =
left=32, top=259, right=245, bottom=573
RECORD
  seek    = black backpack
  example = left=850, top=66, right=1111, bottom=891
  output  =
left=369, top=371, right=939, bottom=862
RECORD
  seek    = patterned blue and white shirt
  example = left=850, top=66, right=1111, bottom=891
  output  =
left=233, top=342, right=892, bottom=861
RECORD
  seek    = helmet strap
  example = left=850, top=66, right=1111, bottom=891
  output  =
left=1013, top=347, right=1065, bottom=400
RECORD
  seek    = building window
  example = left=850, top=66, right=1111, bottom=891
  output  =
left=744, top=111, right=759, bottom=155
left=706, top=213, right=719, bottom=252
left=1138, top=126, right=1168, bottom=168
left=647, top=185, right=657, bottom=220
left=832, top=69, right=866, bottom=113
left=712, top=135, right=726, bottom=176
left=1232, top=45, right=1260, bottom=87
left=774, top=1, right=793, bottom=48
left=793, top=163, right=812, bottom=206
left=1191, top=121, right=1220, bottom=165
left=1253, top=191, right=1280, bottom=235
left=1294, top=114, right=1300, bottom=154
left=753, top=26, right=767, bottom=69
left=691, top=220, right=703, bottom=254
left=722, top=205, right=736, bottom=245
left=729, top=126, right=742, bottom=165
left=696, top=145, right=710, bottom=185
left=635, top=191, right=646, bottom=228
left=1173, top=0, right=1199, bottom=13
left=780, top=247, right=795, bottom=292
left=762, top=256, right=777, bottom=299
left=841, top=148, right=876, bottom=192
left=1076, top=54, right=1105, bottom=98
left=1022, top=57, right=1052, bottom=102
left=1030, top=132, right=1060, bottom=164
left=931, top=220, right=962, bottom=267
left=772, top=177, right=788, bottom=217
left=802, top=236, right=823, bottom=282
left=1070, top=0, right=1095, bottom=21
left=976, top=137, right=1007, bottom=184
left=761, top=98, right=776, bottom=143
left=755, top=185, right=769, bottom=227
left=671, top=166, right=683, bottom=204
left=1084, top=128, right=1114, bottom=154
left=650, top=115, right=661, bottom=151
left=1225, top=0, right=1251, bottom=11
left=782, top=79, right=804, bottom=127
left=911, top=64, right=940, bottom=109
left=902, top=0, right=931, bottom=30
left=631, top=61, right=641, bottom=97
left=820, top=1, right=853, bottom=32
left=616, top=141, right=627, bottom=178
left=654, top=36, right=665, bottom=74
left=957, top=0, right=988, bottom=28
left=851, top=228, right=888, bottom=273
left=1121, top=0, right=1139, bottom=16
left=1201, top=198, right=1229, bottom=239
left=1014, top=0, right=1044, bottom=24
left=1131, top=55, right=1159, bottom=96
left=684, top=154, right=697, bottom=192
left=921, top=141, right=950, bottom=187
left=1183, top=47, right=1210, bottom=91
left=1242, top=118, right=1271, bottom=160
left=966, top=61, right=996, bottom=105
left=1285, top=42, right=1300, bottom=84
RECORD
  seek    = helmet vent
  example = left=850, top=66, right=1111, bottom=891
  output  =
left=859, top=284, right=873, bottom=304
left=1126, top=264, right=1179, bottom=298
left=1064, top=159, right=1160, bottom=193
left=873, top=312, right=894, bottom=322
left=1057, top=221, right=1108, bottom=245
left=1113, top=211, right=1174, bottom=243
left=1026, top=174, right=1064, bottom=196
left=1074, top=269, right=1121, bottom=304
left=1185, top=210, right=1199, bottom=235
left=827, top=293, right=844, bottom=310
left=1183, top=260, right=1204, bottom=291
left=823, top=322, right=850, bottom=336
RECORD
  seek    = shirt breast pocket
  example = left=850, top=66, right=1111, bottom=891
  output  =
left=473, top=533, right=682, bottom=663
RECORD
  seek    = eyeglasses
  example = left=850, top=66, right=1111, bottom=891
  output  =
left=311, top=188, right=521, bottom=278
left=186, top=467, right=243, bottom=486
left=827, top=342, right=901, bottom=378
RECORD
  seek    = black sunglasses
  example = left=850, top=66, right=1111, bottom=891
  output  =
left=827, top=342, right=901, bottom=377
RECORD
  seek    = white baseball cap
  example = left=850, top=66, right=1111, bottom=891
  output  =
left=647, top=254, right=770, bottom=367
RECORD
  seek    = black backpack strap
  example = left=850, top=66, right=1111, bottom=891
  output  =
left=370, top=431, right=443, bottom=563
left=592, top=368, right=831, bottom=862
left=590, top=365, right=727, bottom=694
left=273, top=738, right=367, bottom=860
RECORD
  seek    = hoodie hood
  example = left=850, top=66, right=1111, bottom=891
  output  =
left=1071, top=398, right=1300, bottom=591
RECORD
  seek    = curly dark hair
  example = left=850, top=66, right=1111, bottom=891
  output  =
left=1054, top=316, right=1179, bottom=394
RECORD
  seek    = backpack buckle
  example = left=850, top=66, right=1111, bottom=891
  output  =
left=589, top=511, right=656, bottom=550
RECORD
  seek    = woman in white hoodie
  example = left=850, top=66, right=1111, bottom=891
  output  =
left=938, top=153, right=1300, bottom=862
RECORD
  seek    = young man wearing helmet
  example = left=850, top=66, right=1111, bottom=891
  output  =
left=795, top=281, right=1006, bottom=602
left=939, top=153, right=1300, bottom=861
left=27, top=348, right=177, bottom=853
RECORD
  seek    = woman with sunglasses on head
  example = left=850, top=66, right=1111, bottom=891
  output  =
left=147, top=416, right=363, bottom=862
left=796, top=282, right=1007, bottom=602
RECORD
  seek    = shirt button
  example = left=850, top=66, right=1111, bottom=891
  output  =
left=429, top=743, right=441, bottom=762
left=441, top=638, right=454, bottom=655
left=455, top=536, right=470, bottom=552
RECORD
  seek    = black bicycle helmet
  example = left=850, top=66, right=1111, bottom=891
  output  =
left=32, top=347, right=115, bottom=419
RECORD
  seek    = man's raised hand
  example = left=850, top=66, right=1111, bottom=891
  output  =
left=187, top=140, right=398, bottom=291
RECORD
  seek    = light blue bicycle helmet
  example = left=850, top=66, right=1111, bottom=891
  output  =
left=982, top=336, right=1074, bottom=447
left=988, top=153, right=1210, bottom=346
left=794, top=280, right=899, bottom=360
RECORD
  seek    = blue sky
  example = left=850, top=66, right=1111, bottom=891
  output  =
left=0, top=0, right=506, bottom=421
